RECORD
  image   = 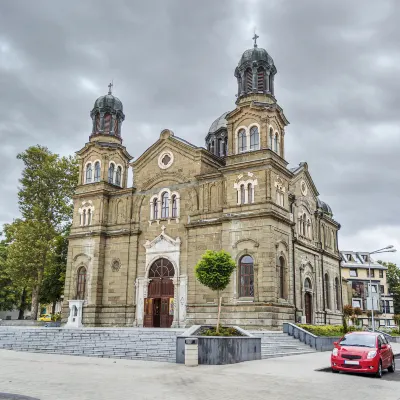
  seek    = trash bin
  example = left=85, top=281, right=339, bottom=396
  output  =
left=185, top=338, right=198, bottom=367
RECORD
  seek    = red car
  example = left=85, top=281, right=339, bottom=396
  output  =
left=331, top=331, right=395, bottom=378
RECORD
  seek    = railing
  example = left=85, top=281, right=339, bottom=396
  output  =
left=283, top=322, right=341, bottom=351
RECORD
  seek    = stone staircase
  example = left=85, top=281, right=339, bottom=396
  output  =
left=249, top=331, right=316, bottom=359
left=0, top=327, right=183, bottom=363
left=0, top=327, right=315, bottom=363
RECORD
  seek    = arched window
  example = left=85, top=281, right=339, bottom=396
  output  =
left=94, top=161, right=101, bottom=182
left=238, top=129, right=247, bottom=153
left=240, top=184, right=245, bottom=205
left=115, top=166, right=122, bottom=187
left=302, top=213, right=307, bottom=237
left=276, top=191, right=284, bottom=207
left=114, top=119, right=119, bottom=136
left=269, top=128, right=274, bottom=149
left=211, top=140, right=215, bottom=154
left=95, top=113, right=101, bottom=132
left=325, top=273, right=331, bottom=310
left=85, top=163, right=92, bottom=183
left=103, top=113, right=111, bottom=133
left=304, top=278, right=312, bottom=290
left=76, top=267, right=87, bottom=300
left=257, top=67, right=265, bottom=91
left=247, top=183, right=253, bottom=204
left=307, top=219, right=311, bottom=239
left=82, top=210, right=86, bottom=226
left=335, top=277, right=340, bottom=310
left=108, top=163, right=115, bottom=184
left=87, top=209, right=92, bottom=226
left=161, top=192, right=169, bottom=218
left=148, top=258, right=174, bottom=278
left=279, top=256, right=286, bottom=299
left=239, top=255, right=254, bottom=297
left=207, top=142, right=211, bottom=152
left=224, top=137, right=228, bottom=156
left=250, top=126, right=259, bottom=151
left=245, top=68, right=253, bottom=93
left=153, top=198, right=158, bottom=219
left=274, top=133, right=279, bottom=154
left=172, top=195, right=178, bottom=218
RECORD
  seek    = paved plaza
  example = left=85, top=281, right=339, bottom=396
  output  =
left=0, top=345, right=399, bottom=400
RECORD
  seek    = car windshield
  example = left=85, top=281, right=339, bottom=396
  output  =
left=339, top=334, right=376, bottom=348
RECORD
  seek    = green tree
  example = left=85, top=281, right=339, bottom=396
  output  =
left=0, top=239, right=19, bottom=312
left=195, top=250, right=236, bottom=333
left=378, top=261, right=400, bottom=314
left=39, top=226, right=70, bottom=314
left=5, top=146, right=78, bottom=320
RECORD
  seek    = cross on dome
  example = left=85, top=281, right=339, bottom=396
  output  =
left=108, top=82, right=113, bottom=95
left=252, top=32, right=259, bottom=48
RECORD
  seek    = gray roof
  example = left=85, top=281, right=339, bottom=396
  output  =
left=238, top=47, right=274, bottom=68
left=317, top=198, right=333, bottom=216
left=93, top=94, right=123, bottom=112
left=208, top=111, right=229, bottom=134
left=340, top=251, right=385, bottom=269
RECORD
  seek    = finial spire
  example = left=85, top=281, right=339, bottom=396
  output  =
left=108, top=81, right=113, bottom=95
left=252, top=31, right=259, bottom=48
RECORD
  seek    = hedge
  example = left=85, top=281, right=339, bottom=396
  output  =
left=297, top=324, right=361, bottom=337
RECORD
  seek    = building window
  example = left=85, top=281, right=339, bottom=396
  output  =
left=352, top=299, right=361, bottom=309
left=85, top=163, right=92, bottom=183
left=240, top=184, right=245, bottom=205
left=211, top=140, right=215, bottom=154
left=335, top=277, right=340, bottom=311
left=82, top=210, right=86, bottom=226
left=76, top=267, right=87, bottom=300
left=94, top=161, right=101, bottom=182
left=238, top=129, right=247, bottom=153
left=367, top=269, right=375, bottom=278
left=95, top=113, right=101, bottom=132
left=274, top=133, right=279, bottom=154
left=349, top=269, right=357, bottom=277
left=103, top=113, right=111, bottom=133
left=245, top=68, right=252, bottom=93
left=87, top=209, right=92, bottom=226
left=269, top=128, right=273, bottom=149
left=172, top=195, right=178, bottom=218
left=153, top=198, right=158, bottom=219
left=239, top=255, right=254, bottom=297
left=161, top=192, right=169, bottom=218
left=250, top=126, right=259, bottom=150
left=114, top=118, right=119, bottom=135
left=324, top=273, right=331, bottom=309
left=279, top=256, right=286, bottom=299
left=304, top=278, right=312, bottom=290
left=224, top=137, right=228, bottom=156
left=379, top=270, right=384, bottom=278
left=380, top=285, right=385, bottom=294
left=115, top=166, right=122, bottom=187
left=276, top=190, right=284, bottom=207
left=302, top=213, right=307, bottom=236
left=257, top=67, right=265, bottom=91
left=108, top=163, right=115, bottom=184
left=247, top=183, right=253, bottom=204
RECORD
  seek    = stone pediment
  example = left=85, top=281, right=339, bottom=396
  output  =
left=143, top=225, right=181, bottom=252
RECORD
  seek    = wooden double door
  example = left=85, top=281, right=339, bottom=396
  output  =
left=144, top=277, right=174, bottom=328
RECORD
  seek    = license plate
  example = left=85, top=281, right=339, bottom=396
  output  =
left=344, top=360, right=359, bottom=365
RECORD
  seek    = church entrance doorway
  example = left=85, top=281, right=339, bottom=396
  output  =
left=305, top=292, right=312, bottom=324
left=144, top=258, right=174, bottom=328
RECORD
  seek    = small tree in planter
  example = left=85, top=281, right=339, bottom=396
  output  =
left=353, top=307, right=362, bottom=326
left=195, top=250, right=236, bottom=334
left=343, top=305, right=353, bottom=323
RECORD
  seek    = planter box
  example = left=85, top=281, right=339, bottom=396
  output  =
left=176, top=325, right=261, bottom=365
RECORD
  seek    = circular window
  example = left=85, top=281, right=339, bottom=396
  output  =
left=158, top=151, right=174, bottom=169
left=300, top=180, right=308, bottom=196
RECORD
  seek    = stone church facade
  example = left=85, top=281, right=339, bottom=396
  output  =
left=62, top=40, right=342, bottom=329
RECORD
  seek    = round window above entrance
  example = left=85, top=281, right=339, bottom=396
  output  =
left=149, top=258, right=175, bottom=278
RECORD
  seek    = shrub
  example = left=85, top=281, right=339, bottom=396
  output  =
left=353, top=307, right=362, bottom=316
left=343, top=305, right=353, bottom=318
left=298, top=324, right=361, bottom=337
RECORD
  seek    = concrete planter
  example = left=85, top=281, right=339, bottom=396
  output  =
left=283, top=322, right=340, bottom=351
left=176, top=325, right=261, bottom=365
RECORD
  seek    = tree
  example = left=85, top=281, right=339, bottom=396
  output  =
left=378, top=261, right=400, bottom=314
left=5, top=146, right=78, bottom=320
left=195, top=250, right=236, bottom=333
left=39, top=226, right=69, bottom=314
left=0, top=239, right=20, bottom=312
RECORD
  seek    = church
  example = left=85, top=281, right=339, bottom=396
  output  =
left=62, top=38, right=342, bottom=329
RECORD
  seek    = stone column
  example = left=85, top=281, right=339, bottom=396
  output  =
left=134, top=277, right=148, bottom=327
left=171, top=277, right=180, bottom=328
left=178, top=275, right=187, bottom=326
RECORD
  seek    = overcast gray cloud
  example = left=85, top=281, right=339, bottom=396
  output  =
left=0, top=0, right=399, bottom=264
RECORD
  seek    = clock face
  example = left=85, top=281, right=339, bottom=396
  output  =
left=301, top=180, right=308, bottom=196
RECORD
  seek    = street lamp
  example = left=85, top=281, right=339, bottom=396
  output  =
left=368, top=246, right=397, bottom=332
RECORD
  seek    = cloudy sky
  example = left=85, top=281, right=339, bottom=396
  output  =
left=0, top=0, right=399, bottom=264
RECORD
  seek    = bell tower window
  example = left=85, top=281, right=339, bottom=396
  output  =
left=85, top=163, right=92, bottom=184
left=115, top=166, right=122, bottom=187
left=238, top=129, right=247, bottom=153
left=250, top=126, right=259, bottom=150
left=94, top=161, right=101, bottom=182
left=103, top=113, right=111, bottom=133
left=257, top=68, right=265, bottom=91
left=245, top=68, right=253, bottom=93
left=108, top=163, right=115, bottom=184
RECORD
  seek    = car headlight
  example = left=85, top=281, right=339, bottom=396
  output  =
left=332, top=348, right=339, bottom=356
left=367, top=351, right=377, bottom=359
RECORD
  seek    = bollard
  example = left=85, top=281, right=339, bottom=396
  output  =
left=185, top=338, right=199, bottom=367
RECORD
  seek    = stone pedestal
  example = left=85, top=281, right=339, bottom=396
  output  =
left=65, top=300, right=85, bottom=328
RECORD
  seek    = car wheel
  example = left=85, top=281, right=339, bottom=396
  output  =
left=331, top=368, right=339, bottom=374
left=388, top=357, right=396, bottom=373
left=376, top=361, right=383, bottom=378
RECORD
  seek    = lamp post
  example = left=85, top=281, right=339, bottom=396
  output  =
left=368, top=245, right=397, bottom=332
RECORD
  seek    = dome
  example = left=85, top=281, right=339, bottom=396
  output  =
left=238, top=47, right=274, bottom=69
left=208, top=111, right=229, bottom=134
left=93, top=94, right=123, bottom=112
left=317, top=199, right=333, bottom=216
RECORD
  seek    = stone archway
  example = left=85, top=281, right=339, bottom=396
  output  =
left=144, top=258, right=175, bottom=328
